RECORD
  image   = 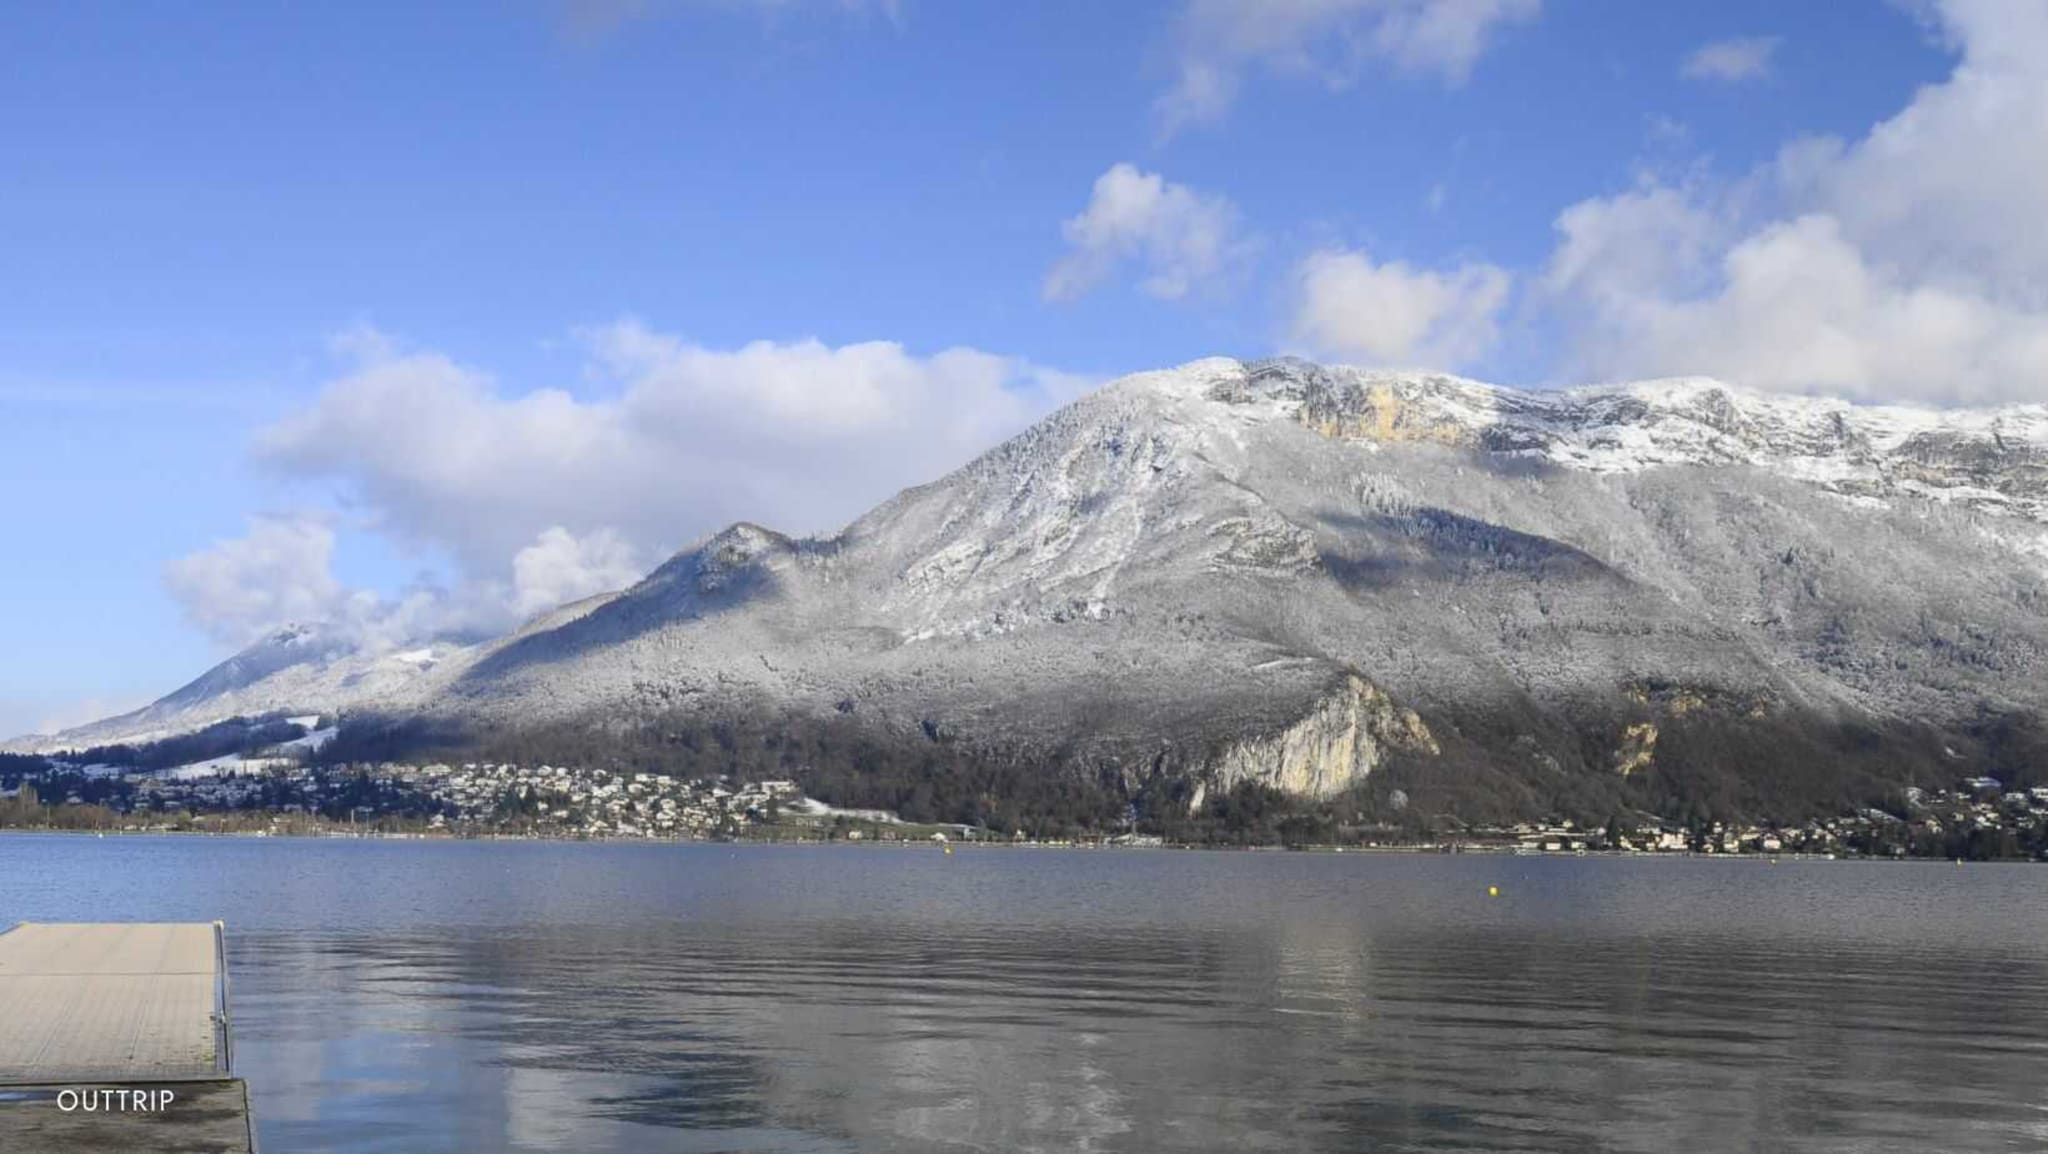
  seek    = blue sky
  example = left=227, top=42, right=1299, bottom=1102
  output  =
left=5, top=0, right=2040, bottom=737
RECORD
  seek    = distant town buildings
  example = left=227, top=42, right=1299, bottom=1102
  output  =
left=1, top=755, right=2043, bottom=857
left=8, top=759, right=808, bottom=840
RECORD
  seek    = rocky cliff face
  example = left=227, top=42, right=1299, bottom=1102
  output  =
left=1263, top=361, right=2048, bottom=522
left=1205, top=674, right=1438, bottom=802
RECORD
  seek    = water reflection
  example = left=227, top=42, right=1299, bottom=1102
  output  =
left=4, top=838, right=2048, bottom=1151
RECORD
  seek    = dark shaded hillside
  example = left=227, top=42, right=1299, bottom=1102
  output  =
left=312, top=684, right=2045, bottom=844
left=57, top=715, right=311, bottom=772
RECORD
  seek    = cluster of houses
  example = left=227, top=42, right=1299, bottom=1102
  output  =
left=1490, top=819, right=1821, bottom=856
left=10, top=752, right=2047, bottom=854
left=397, top=762, right=804, bottom=838
left=1476, top=779, right=2048, bottom=856
left=127, top=773, right=271, bottom=813
left=1897, top=780, right=2048, bottom=845
left=7, top=758, right=810, bottom=839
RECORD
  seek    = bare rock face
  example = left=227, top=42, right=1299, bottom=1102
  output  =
left=1297, top=378, right=1486, bottom=450
left=1613, top=722, right=1659, bottom=777
left=1208, top=674, right=1438, bottom=800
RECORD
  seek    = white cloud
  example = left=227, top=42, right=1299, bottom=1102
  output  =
left=145, top=329, right=1089, bottom=657
left=510, top=526, right=646, bottom=618
left=1546, top=0, right=2048, bottom=405
left=1546, top=183, right=1724, bottom=308
left=1796, top=1, right=2048, bottom=300
left=1156, top=0, right=1539, bottom=136
left=163, top=515, right=347, bottom=646
left=1291, top=247, right=1511, bottom=369
left=1554, top=212, right=2048, bottom=402
left=164, top=516, right=709, bottom=654
left=231, top=325, right=1090, bottom=647
left=1681, top=36, right=1780, bottom=83
left=1043, top=164, right=1245, bottom=302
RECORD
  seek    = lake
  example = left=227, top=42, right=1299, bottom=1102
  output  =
left=3, top=835, right=2045, bottom=1152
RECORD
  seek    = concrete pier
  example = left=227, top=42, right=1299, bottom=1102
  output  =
left=0, top=922, right=254, bottom=1152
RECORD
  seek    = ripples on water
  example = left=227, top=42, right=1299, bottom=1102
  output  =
left=4, top=836, right=2046, bottom=1152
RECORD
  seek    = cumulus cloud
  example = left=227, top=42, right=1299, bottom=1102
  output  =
left=509, top=526, right=647, bottom=618
left=1551, top=210, right=2048, bottom=402
left=1156, top=0, right=1539, bottom=136
left=1795, top=1, right=2048, bottom=301
left=1546, top=0, right=2048, bottom=405
left=1545, top=182, right=1726, bottom=316
left=1291, top=247, right=1511, bottom=369
left=1043, top=164, right=1245, bottom=302
left=1680, top=36, right=1780, bottom=82
left=161, top=514, right=647, bottom=652
left=210, top=325, right=1090, bottom=649
left=163, top=515, right=347, bottom=646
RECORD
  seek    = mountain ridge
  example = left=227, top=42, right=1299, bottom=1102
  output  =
left=16, top=357, right=2048, bottom=830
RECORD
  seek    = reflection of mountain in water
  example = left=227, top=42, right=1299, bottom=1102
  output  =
left=187, top=843, right=2048, bottom=1154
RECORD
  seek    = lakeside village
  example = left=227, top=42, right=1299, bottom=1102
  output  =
left=3, top=744, right=2047, bottom=857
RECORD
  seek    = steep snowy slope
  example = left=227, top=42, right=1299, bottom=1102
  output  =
left=4, top=624, right=472, bottom=753
left=4, top=565, right=643, bottom=754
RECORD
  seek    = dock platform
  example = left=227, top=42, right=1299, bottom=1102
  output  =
left=0, top=921, right=254, bottom=1152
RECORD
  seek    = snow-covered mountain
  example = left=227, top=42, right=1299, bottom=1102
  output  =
left=423, top=358, right=2048, bottom=815
left=5, top=624, right=470, bottom=753
left=20, top=358, right=2048, bottom=820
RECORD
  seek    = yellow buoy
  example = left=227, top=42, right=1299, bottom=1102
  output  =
left=1487, top=885, right=1499, bottom=897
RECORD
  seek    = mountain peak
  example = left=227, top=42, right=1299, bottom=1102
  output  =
left=261, top=621, right=323, bottom=647
left=647, top=521, right=799, bottom=587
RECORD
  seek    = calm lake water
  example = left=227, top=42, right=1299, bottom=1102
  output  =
left=3, top=836, right=2046, bottom=1152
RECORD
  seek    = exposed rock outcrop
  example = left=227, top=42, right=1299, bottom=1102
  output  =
left=1614, top=722, right=1659, bottom=777
left=1206, top=674, right=1438, bottom=800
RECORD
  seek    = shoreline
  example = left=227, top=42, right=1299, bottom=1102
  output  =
left=1, top=827, right=2033, bottom=862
